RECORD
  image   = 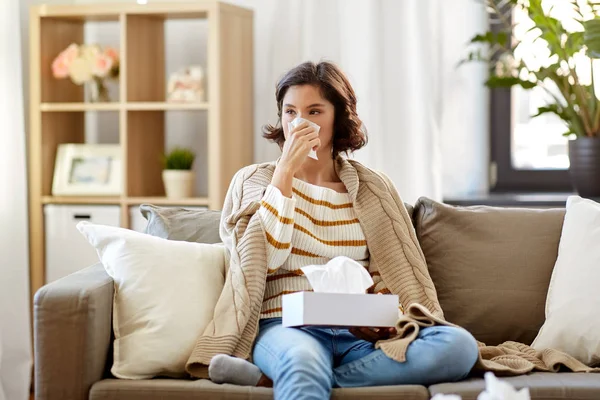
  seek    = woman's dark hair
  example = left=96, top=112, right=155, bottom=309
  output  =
left=262, top=61, right=367, bottom=159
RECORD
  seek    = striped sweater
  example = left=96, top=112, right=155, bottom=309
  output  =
left=258, top=179, right=392, bottom=318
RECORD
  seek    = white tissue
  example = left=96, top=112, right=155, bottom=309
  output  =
left=477, top=372, right=531, bottom=400
left=288, top=117, right=320, bottom=160
left=301, top=256, right=373, bottom=294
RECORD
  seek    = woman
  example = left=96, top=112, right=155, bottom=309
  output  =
left=195, top=61, right=478, bottom=399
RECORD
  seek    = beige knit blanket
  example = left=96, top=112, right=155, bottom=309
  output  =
left=377, top=303, right=600, bottom=375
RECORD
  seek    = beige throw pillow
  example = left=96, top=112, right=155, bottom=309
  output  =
left=77, top=221, right=226, bottom=379
left=532, top=196, right=600, bottom=366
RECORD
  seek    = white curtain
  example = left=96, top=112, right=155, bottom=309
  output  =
left=0, top=0, right=33, bottom=398
left=230, top=0, right=489, bottom=203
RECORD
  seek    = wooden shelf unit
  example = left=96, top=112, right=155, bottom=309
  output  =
left=29, top=2, right=254, bottom=297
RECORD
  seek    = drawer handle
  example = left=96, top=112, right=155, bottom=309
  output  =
left=73, top=214, right=91, bottom=220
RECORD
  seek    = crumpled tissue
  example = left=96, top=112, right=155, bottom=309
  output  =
left=430, top=372, right=531, bottom=400
left=301, top=256, right=373, bottom=294
left=288, top=117, right=320, bottom=160
left=477, top=372, right=531, bottom=400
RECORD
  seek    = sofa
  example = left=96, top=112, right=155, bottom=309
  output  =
left=33, top=198, right=600, bottom=400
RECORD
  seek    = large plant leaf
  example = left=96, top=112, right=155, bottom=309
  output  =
left=584, top=18, right=600, bottom=58
left=485, top=75, right=537, bottom=89
left=532, top=104, right=570, bottom=122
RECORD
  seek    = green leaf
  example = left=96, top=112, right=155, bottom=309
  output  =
left=532, top=104, right=570, bottom=122
left=161, top=147, right=196, bottom=170
left=584, top=18, right=600, bottom=58
left=485, top=75, right=537, bottom=89
left=566, top=31, right=584, bottom=58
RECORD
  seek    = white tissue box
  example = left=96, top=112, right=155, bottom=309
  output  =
left=282, top=292, right=400, bottom=328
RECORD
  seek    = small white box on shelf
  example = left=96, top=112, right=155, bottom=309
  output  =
left=44, top=205, right=120, bottom=283
left=282, top=292, right=400, bottom=328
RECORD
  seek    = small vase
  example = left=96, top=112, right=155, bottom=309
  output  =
left=162, top=170, right=195, bottom=199
left=87, top=78, right=110, bottom=103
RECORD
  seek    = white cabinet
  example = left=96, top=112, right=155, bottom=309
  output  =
left=44, top=205, right=120, bottom=283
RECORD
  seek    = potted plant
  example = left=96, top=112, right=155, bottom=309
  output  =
left=463, top=0, right=600, bottom=197
left=161, top=147, right=196, bottom=199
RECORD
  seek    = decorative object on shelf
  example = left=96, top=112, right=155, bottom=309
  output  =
left=51, top=43, right=119, bottom=103
left=462, top=0, right=600, bottom=197
left=167, top=65, right=205, bottom=103
left=161, top=147, right=196, bottom=199
left=52, top=144, right=122, bottom=196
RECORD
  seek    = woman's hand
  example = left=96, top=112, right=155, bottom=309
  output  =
left=349, top=327, right=397, bottom=343
left=279, top=121, right=320, bottom=173
left=272, top=121, right=320, bottom=197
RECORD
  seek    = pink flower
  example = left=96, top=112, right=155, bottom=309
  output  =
left=51, top=43, right=78, bottom=79
left=104, top=47, right=119, bottom=63
left=92, top=53, right=114, bottom=78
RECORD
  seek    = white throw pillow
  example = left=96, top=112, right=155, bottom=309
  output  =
left=77, top=221, right=226, bottom=379
left=532, top=196, right=600, bottom=365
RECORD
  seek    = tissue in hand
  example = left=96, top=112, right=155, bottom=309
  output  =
left=301, top=256, right=373, bottom=294
left=288, top=117, right=320, bottom=160
left=282, top=256, right=399, bottom=328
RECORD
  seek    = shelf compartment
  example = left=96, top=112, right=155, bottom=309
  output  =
left=40, top=15, right=121, bottom=103
left=126, top=13, right=208, bottom=103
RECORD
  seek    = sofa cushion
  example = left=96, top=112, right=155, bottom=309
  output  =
left=140, top=204, right=222, bottom=243
left=413, top=197, right=565, bottom=346
left=428, top=372, right=600, bottom=400
left=90, top=379, right=430, bottom=400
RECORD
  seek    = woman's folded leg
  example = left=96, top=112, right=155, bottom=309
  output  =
left=334, top=326, right=479, bottom=388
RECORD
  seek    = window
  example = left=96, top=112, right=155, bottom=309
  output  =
left=491, top=0, right=594, bottom=192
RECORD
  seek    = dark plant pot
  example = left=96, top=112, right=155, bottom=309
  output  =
left=568, top=137, right=600, bottom=198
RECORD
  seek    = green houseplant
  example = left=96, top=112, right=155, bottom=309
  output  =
left=464, top=0, right=600, bottom=196
left=161, top=147, right=196, bottom=199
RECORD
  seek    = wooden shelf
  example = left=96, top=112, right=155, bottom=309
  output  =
left=126, top=197, right=210, bottom=206
left=40, top=103, right=122, bottom=112
left=126, top=102, right=209, bottom=111
left=29, top=1, right=253, bottom=304
left=42, top=196, right=122, bottom=205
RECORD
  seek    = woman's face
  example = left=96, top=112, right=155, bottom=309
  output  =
left=281, top=84, right=335, bottom=154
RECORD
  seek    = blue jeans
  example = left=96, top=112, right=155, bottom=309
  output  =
left=253, top=318, right=479, bottom=400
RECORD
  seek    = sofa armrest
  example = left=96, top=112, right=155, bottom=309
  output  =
left=34, top=263, right=113, bottom=400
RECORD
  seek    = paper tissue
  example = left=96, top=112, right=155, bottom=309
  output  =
left=477, top=372, right=531, bottom=400
left=430, top=372, right=531, bottom=400
left=282, top=256, right=400, bottom=328
left=288, top=117, right=320, bottom=160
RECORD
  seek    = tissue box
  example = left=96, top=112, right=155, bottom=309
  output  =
left=282, top=292, right=400, bottom=328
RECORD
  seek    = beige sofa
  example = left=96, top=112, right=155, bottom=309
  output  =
left=34, top=198, right=600, bottom=400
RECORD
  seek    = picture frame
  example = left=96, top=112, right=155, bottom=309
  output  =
left=52, top=144, right=122, bottom=196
